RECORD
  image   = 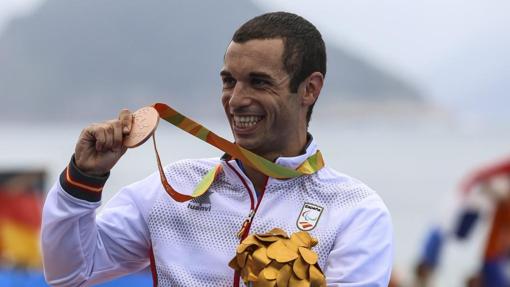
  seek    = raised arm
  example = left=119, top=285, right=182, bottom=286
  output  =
left=41, top=110, right=153, bottom=286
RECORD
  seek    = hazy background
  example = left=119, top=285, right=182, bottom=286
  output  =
left=1, top=0, right=509, bottom=286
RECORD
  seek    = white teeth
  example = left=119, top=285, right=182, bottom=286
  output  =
left=233, top=115, right=263, bottom=128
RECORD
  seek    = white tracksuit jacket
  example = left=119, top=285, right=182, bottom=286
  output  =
left=41, top=139, right=393, bottom=286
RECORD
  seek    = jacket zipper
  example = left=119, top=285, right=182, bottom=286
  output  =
left=226, top=161, right=269, bottom=287
left=237, top=176, right=269, bottom=239
left=226, top=161, right=269, bottom=239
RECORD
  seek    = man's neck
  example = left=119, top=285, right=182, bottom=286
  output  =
left=242, top=134, right=312, bottom=193
left=244, top=164, right=269, bottom=194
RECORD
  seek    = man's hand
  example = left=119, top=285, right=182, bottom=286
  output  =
left=75, top=109, right=133, bottom=176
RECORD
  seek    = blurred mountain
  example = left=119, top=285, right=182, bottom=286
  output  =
left=0, top=0, right=424, bottom=123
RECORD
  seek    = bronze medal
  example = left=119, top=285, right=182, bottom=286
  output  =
left=123, top=106, right=160, bottom=148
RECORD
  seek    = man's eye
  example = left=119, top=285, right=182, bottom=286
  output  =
left=251, top=78, right=269, bottom=88
left=222, top=77, right=236, bottom=89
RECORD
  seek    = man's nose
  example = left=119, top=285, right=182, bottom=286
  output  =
left=228, top=83, right=251, bottom=109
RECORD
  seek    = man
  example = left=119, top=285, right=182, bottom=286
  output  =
left=42, top=12, right=393, bottom=286
left=415, top=157, right=510, bottom=286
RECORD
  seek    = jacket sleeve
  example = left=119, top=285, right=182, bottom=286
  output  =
left=324, top=195, right=393, bottom=287
left=41, top=157, right=154, bottom=286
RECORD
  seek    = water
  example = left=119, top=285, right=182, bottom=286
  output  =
left=2, top=120, right=508, bottom=286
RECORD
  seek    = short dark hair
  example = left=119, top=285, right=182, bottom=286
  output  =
left=232, top=12, right=326, bottom=124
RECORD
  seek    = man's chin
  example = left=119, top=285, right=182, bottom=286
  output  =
left=235, top=138, right=261, bottom=152
left=236, top=140, right=256, bottom=150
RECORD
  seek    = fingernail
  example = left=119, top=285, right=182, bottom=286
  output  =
left=123, top=127, right=129, bottom=133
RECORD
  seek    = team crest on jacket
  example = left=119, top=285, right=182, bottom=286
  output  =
left=297, top=203, right=324, bottom=231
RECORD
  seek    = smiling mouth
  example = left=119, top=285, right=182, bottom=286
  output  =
left=233, top=115, right=264, bottom=129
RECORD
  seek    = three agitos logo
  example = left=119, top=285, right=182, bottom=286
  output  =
left=297, top=203, right=324, bottom=231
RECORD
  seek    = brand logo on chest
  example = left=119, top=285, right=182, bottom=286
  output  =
left=187, top=191, right=212, bottom=212
left=297, top=203, right=324, bottom=231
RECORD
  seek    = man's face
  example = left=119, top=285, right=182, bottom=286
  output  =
left=221, top=39, right=306, bottom=159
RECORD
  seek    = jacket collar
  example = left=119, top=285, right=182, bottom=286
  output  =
left=221, top=134, right=318, bottom=182
left=273, top=134, right=317, bottom=170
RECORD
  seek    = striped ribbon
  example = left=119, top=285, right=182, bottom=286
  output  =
left=151, top=103, right=325, bottom=202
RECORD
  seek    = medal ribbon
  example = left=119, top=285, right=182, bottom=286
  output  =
left=150, top=102, right=325, bottom=202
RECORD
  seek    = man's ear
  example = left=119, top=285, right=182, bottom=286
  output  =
left=302, top=72, right=324, bottom=107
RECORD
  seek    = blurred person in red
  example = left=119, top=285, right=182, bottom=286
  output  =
left=415, top=156, right=510, bottom=287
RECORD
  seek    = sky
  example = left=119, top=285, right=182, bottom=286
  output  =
left=1, top=0, right=509, bottom=124
left=0, top=0, right=44, bottom=33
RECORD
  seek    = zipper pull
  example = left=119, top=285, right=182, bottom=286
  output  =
left=237, top=209, right=255, bottom=239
